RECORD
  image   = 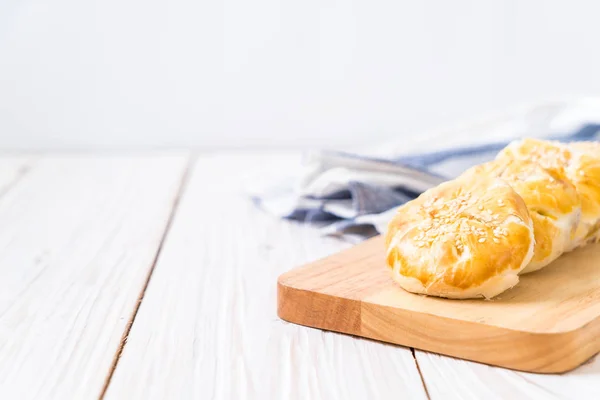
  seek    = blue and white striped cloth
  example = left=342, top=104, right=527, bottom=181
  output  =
left=252, top=117, right=600, bottom=241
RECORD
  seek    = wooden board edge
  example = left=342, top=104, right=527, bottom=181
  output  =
left=278, top=273, right=600, bottom=373
left=276, top=233, right=600, bottom=373
left=277, top=278, right=362, bottom=335
left=360, top=301, right=600, bottom=373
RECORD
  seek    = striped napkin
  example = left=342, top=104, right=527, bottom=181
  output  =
left=251, top=105, right=600, bottom=242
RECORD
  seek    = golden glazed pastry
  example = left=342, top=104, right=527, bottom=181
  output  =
left=460, top=158, right=581, bottom=273
left=385, top=175, right=534, bottom=299
left=566, top=142, right=600, bottom=244
left=498, top=138, right=600, bottom=248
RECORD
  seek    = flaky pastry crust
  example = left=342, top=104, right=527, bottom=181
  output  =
left=385, top=138, right=600, bottom=299
left=461, top=158, right=581, bottom=273
left=385, top=176, right=534, bottom=299
left=499, top=138, right=600, bottom=248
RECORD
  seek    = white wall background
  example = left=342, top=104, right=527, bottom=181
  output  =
left=0, top=0, right=599, bottom=150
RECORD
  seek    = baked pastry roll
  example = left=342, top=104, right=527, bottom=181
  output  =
left=499, top=138, right=600, bottom=248
left=461, top=158, right=581, bottom=273
left=385, top=175, right=534, bottom=299
left=566, top=142, right=600, bottom=244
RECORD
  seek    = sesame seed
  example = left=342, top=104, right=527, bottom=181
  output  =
left=493, top=238, right=500, bottom=243
left=478, top=238, right=486, bottom=243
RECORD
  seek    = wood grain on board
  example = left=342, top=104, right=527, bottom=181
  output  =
left=278, top=235, right=600, bottom=373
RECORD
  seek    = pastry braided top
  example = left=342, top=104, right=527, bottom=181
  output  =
left=385, top=139, right=600, bottom=299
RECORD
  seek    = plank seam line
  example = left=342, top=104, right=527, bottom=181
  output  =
left=411, top=348, right=431, bottom=400
left=98, top=154, right=196, bottom=399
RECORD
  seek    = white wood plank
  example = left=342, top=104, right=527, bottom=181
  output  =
left=0, top=154, right=189, bottom=399
left=416, top=348, right=600, bottom=399
left=105, top=154, right=427, bottom=400
left=0, top=155, right=36, bottom=196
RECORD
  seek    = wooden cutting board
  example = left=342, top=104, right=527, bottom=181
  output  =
left=277, top=235, right=600, bottom=373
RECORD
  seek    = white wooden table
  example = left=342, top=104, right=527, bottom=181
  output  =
left=1, top=152, right=598, bottom=400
